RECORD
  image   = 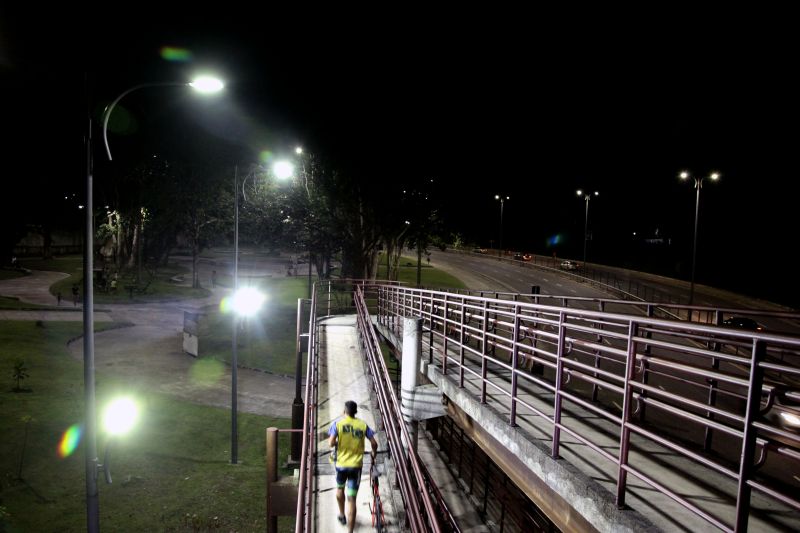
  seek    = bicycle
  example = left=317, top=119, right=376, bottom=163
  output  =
left=369, top=460, right=385, bottom=532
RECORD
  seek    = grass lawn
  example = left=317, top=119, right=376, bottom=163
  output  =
left=0, top=296, right=48, bottom=310
left=377, top=255, right=466, bottom=289
left=198, top=277, right=308, bottom=375
left=0, top=269, right=26, bottom=281
left=19, top=256, right=212, bottom=304
left=0, top=321, right=293, bottom=532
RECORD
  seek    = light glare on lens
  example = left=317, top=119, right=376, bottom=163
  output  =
left=103, top=397, right=139, bottom=436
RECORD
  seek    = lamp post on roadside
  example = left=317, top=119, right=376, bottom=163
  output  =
left=230, top=159, right=293, bottom=464
left=577, top=190, right=598, bottom=275
left=679, top=170, right=720, bottom=305
left=494, top=195, right=509, bottom=257
left=88, top=76, right=223, bottom=531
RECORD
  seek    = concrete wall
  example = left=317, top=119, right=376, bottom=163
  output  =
left=422, top=360, right=658, bottom=533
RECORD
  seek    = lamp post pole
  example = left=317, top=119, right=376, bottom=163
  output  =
left=83, top=113, right=100, bottom=533
left=232, top=165, right=240, bottom=464
left=680, top=171, right=720, bottom=305
left=230, top=160, right=293, bottom=463
left=495, top=195, right=509, bottom=256
left=577, top=190, right=598, bottom=274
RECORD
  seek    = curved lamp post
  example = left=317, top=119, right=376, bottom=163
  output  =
left=102, top=76, right=224, bottom=160
left=577, top=190, right=599, bottom=274
left=679, top=170, right=720, bottom=305
left=494, top=195, right=509, bottom=256
left=83, top=76, right=223, bottom=532
left=231, top=159, right=292, bottom=464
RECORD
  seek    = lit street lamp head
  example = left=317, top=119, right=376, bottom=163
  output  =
left=188, top=75, right=225, bottom=93
left=679, top=170, right=721, bottom=185
left=103, top=397, right=139, bottom=436
left=102, top=75, right=224, bottom=161
left=230, top=287, right=266, bottom=317
left=273, top=160, right=295, bottom=180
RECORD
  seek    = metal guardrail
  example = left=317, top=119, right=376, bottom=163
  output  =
left=442, top=288, right=800, bottom=333
left=354, top=285, right=446, bottom=533
left=375, top=285, right=800, bottom=533
left=294, top=281, right=320, bottom=533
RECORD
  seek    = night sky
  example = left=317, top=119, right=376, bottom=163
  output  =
left=2, top=9, right=797, bottom=306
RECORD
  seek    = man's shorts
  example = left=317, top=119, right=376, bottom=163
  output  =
left=335, top=467, right=362, bottom=497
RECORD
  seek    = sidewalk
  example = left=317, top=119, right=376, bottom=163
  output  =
left=0, top=268, right=296, bottom=417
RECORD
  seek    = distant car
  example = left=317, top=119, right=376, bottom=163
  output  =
left=721, top=316, right=764, bottom=331
left=762, top=389, right=800, bottom=445
left=522, top=254, right=532, bottom=261
left=472, top=248, right=487, bottom=254
left=560, top=260, right=578, bottom=271
left=513, top=253, right=524, bottom=260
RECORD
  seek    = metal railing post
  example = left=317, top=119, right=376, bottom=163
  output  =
left=734, top=339, right=766, bottom=532
left=616, top=322, right=638, bottom=507
left=552, top=311, right=567, bottom=459
left=510, top=308, right=521, bottom=427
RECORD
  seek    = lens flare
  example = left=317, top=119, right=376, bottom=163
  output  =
left=190, top=358, right=225, bottom=386
left=258, top=150, right=274, bottom=165
left=160, top=46, right=193, bottom=62
left=58, top=424, right=82, bottom=458
left=546, top=234, right=562, bottom=247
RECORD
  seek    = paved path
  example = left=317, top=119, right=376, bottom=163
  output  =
left=0, top=269, right=70, bottom=305
left=0, top=266, right=295, bottom=416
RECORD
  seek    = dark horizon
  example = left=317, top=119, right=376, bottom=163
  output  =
left=2, top=10, right=796, bottom=307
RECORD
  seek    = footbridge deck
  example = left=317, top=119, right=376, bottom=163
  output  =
left=291, top=281, right=800, bottom=533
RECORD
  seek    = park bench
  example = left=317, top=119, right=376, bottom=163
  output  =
left=123, top=279, right=152, bottom=298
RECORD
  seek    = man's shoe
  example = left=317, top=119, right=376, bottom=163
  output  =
left=337, top=515, right=346, bottom=525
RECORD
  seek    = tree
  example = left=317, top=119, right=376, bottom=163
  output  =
left=12, top=359, right=29, bottom=392
left=176, top=163, right=231, bottom=288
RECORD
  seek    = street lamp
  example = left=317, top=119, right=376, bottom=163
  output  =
left=494, top=194, right=509, bottom=256
left=577, top=190, right=599, bottom=274
left=102, top=76, right=225, bottom=161
left=83, top=76, right=223, bottom=532
left=100, top=397, right=139, bottom=484
left=228, top=286, right=266, bottom=464
left=230, top=159, right=292, bottom=464
left=679, top=170, right=720, bottom=305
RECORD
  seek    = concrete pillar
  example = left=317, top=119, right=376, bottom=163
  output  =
left=401, top=317, right=422, bottom=453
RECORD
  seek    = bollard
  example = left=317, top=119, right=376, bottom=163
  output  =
left=266, top=427, right=278, bottom=533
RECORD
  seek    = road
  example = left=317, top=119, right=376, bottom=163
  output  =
left=429, top=249, right=800, bottom=334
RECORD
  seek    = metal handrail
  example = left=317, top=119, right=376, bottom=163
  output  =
left=376, top=284, right=800, bottom=533
left=354, top=285, right=444, bottom=532
left=295, top=281, right=320, bottom=533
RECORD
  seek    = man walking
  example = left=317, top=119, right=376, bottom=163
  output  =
left=328, top=400, right=378, bottom=531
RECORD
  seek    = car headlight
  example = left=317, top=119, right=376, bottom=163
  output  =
left=779, top=411, right=800, bottom=428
